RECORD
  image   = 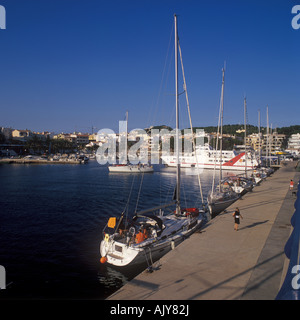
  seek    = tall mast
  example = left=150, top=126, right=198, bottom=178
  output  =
left=124, top=110, right=128, bottom=164
left=266, top=105, right=269, bottom=167
left=219, top=67, right=225, bottom=191
left=174, top=14, right=180, bottom=214
left=258, top=109, right=261, bottom=161
left=178, top=42, right=204, bottom=205
left=270, top=123, right=273, bottom=163
left=244, top=97, right=247, bottom=177
left=211, top=67, right=225, bottom=194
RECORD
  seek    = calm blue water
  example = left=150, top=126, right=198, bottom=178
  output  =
left=0, top=160, right=215, bottom=299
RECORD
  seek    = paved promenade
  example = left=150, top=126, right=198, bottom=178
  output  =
left=107, top=161, right=299, bottom=300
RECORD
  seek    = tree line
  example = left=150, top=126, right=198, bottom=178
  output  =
left=185, top=124, right=300, bottom=137
left=1, top=124, right=299, bottom=154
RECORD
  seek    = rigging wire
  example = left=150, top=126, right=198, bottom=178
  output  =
left=178, top=41, right=204, bottom=206
left=147, top=21, right=174, bottom=128
left=122, top=175, right=136, bottom=219
left=134, top=172, right=145, bottom=214
left=211, top=67, right=225, bottom=194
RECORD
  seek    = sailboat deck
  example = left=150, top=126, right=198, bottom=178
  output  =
left=161, top=215, right=189, bottom=235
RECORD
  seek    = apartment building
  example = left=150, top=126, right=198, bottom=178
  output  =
left=287, top=133, right=300, bottom=155
left=246, top=132, right=286, bottom=153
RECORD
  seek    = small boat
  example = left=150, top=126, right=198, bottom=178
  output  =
left=207, top=188, right=239, bottom=218
left=252, top=168, right=267, bottom=184
left=78, top=155, right=89, bottom=164
left=100, top=15, right=204, bottom=268
left=107, top=111, right=154, bottom=173
left=108, top=163, right=154, bottom=173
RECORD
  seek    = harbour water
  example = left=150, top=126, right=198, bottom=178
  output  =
left=0, top=160, right=218, bottom=300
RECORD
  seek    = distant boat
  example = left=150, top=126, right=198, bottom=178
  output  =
left=108, top=163, right=154, bottom=173
left=161, top=144, right=259, bottom=171
left=162, top=96, right=259, bottom=170
left=78, top=154, right=89, bottom=164
left=100, top=15, right=204, bottom=268
left=108, top=111, right=154, bottom=173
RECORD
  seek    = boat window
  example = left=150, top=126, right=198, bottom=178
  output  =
left=115, top=245, right=123, bottom=253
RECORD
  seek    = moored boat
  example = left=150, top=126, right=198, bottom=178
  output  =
left=207, top=67, right=240, bottom=217
left=108, top=163, right=154, bottom=173
left=207, top=189, right=239, bottom=218
left=100, top=15, right=205, bottom=268
left=162, top=145, right=259, bottom=171
left=221, top=175, right=254, bottom=196
left=100, top=205, right=203, bottom=267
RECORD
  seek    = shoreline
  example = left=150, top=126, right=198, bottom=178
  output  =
left=0, top=158, right=84, bottom=165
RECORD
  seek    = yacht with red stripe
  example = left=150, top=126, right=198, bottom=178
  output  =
left=161, top=143, right=259, bottom=171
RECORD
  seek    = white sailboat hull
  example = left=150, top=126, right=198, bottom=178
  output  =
left=108, top=165, right=154, bottom=173
left=100, top=214, right=203, bottom=268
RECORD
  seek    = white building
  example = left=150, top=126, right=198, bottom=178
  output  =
left=287, top=133, right=300, bottom=155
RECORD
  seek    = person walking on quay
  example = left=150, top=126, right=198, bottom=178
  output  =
left=290, top=179, right=294, bottom=191
left=233, top=207, right=243, bottom=231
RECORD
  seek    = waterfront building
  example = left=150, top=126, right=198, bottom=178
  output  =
left=12, top=129, right=33, bottom=141
left=246, top=133, right=262, bottom=152
left=246, top=132, right=286, bottom=153
left=266, top=132, right=286, bottom=153
left=76, top=134, right=89, bottom=144
left=53, top=132, right=89, bottom=145
left=287, top=133, right=300, bottom=155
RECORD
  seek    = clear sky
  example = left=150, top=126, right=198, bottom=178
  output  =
left=0, top=0, right=299, bottom=133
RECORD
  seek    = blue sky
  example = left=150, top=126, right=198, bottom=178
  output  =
left=0, top=0, right=299, bottom=133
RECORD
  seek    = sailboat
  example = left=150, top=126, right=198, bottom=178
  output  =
left=221, top=175, right=254, bottom=196
left=108, top=163, right=154, bottom=173
left=108, top=111, right=154, bottom=173
left=219, top=98, right=255, bottom=196
left=207, top=67, right=239, bottom=217
left=99, top=15, right=204, bottom=268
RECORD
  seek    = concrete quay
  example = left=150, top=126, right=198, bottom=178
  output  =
left=0, top=158, right=82, bottom=164
left=107, top=162, right=300, bottom=300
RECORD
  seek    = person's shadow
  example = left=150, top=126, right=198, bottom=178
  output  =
left=239, top=220, right=269, bottom=231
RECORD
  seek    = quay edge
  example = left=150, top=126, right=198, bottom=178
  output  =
left=106, top=161, right=300, bottom=300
